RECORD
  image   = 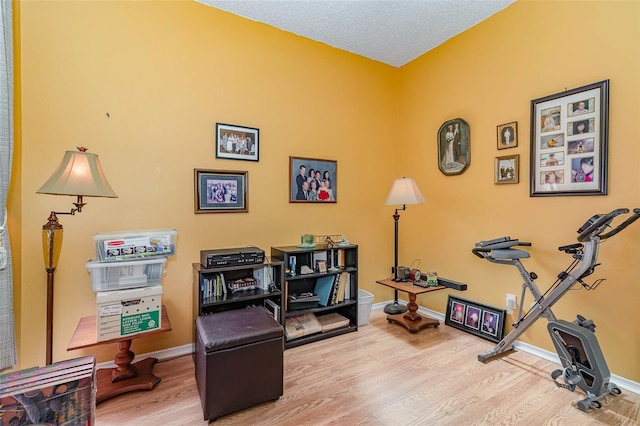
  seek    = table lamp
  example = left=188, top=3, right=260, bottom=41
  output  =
left=383, top=177, right=425, bottom=314
left=36, top=147, right=117, bottom=364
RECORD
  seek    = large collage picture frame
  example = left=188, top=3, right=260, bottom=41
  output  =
left=530, top=80, right=609, bottom=197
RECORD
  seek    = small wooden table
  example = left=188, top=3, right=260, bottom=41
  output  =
left=376, top=279, right=445, bottom=333
left=67, top=305, right=172, bottom=403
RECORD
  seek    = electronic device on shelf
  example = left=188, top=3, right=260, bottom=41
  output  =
left=200, top=246, right=265, bottom=268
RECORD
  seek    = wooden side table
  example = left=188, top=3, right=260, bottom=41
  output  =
left=67, top=305, right=172, bottom=403
left=376, top=279, right=445, bottom=333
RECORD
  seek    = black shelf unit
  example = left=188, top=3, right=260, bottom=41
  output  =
left=271, top=243, right=359, bottom=349
left=192, top=258, right=285, bottom=332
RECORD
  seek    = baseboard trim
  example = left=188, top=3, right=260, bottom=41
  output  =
left=380, top=300, right=640, bottom=395
left=99, top=302, right=638, bottom=396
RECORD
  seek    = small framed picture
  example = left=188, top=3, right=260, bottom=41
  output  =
left=497, top=121, right=518, bottom=149
left=289, top=156, right=337, bottom=203
left=194, top=169, right=248, bottom=213
left=495, top=154, right=519, bottom=184
left=445, top=295, right=506, bottom=343
left=215, top=122, right=259, bottom=162
left=316, top=260, right=327, bottom=273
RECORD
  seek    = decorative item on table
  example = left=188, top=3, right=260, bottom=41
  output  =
left=315, top=260, right=327, bottom=273
left=426, top=270, right=438, bottom=286
left=288, top=256, right=297, bottom=277
left=227, top=277, right=257, bottom=293
left=298, top=233, right=316, bottom=248
left=337, top=235, right=350, bottom=247
left=288, top=292, right=320, bottom=310
left=384, top=177, right=426, bottom=314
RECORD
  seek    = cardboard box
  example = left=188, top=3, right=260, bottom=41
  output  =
left=96, top=285, right=162, bottom=341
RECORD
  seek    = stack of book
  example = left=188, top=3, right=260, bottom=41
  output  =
left=313, top=271, right=350, bottom=307
left=0, top=355, right=96, bottom=426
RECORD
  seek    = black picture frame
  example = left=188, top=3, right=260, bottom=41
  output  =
left=215, top=122, right=259, bottom=162
left=530, top=80, right=609, bottom=196
left=437, top=118, right=470, bottom=176
left=445, top=295, right=505, bottom=343
left=194, top=169, right=248, bottom=213
left=289, top=156, right=337, bottom=203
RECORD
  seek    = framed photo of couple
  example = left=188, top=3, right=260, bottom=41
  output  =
left=530, top=80, right=609, bottom=197
left=444, top=295, right=505, bottom=343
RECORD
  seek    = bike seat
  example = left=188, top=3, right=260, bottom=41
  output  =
left=490, top=249, right=530, bottom=259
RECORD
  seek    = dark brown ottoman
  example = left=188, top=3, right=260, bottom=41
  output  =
left=195, top=307, right=284, bottom=422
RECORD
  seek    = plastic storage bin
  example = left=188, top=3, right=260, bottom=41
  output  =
left=94, top=228, right=177, bottom=261
left=357, top=289, right=374, bottom=326
left=87, top=257, right=167, bottom=291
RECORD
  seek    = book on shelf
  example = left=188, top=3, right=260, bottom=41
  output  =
left=317, top=312, right=350, bottom=332
left=284, top=312, right=322, bottom=341
left=314, top=275, right=336, bottom=307
left=0, top=355, right=96, bottom=426
left=336, top=272, right=349, bottom=303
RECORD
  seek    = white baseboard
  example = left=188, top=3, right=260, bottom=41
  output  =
left=378, top=300, right=640, bottom=395
left=98, top=301, right=638, bottom=396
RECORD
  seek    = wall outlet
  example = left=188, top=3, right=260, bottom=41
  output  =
left=506, top=293, right=516, bottom=312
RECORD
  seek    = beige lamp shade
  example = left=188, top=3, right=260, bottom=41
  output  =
left=36, top=149, right=118, bottom=198
left=385, top=177, right=425, bottom=206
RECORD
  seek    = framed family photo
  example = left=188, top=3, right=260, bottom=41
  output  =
left=530, top=80, right=609, bottom=196
left=289, top=156, right=337, bottom=203
left=194, top=169, right=248, bottom=213
left=215, top=122, right=259, bottom=162
left=497, top=121, right=518, bottom=150
left=445, top=295, right=506, bottom=343
left=495, top=154, right=519, bottom=184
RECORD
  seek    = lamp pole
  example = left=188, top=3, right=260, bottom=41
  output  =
left=384, top=205, right=408, bottom=314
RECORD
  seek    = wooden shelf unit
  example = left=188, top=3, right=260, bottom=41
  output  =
left=271, top=243, right=359, bottom=349
left=192, top=258, right=285, bottom=326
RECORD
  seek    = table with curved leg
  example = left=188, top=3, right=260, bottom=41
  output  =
left=376, top=279, right=445, bottom=333
left=67, top=306, right=171, bottom=403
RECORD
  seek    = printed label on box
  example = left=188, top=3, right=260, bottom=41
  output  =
left=100, top=304, right=123, bottom=316
left=121, top=311, right=160, bottom=335
left=104, top=234, right=173, bottom=260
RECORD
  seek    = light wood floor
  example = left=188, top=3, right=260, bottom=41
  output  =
left=96, top=309, right=640, bottom=425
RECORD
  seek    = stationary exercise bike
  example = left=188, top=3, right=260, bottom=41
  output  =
left=471, top=208, right=640, bottom=412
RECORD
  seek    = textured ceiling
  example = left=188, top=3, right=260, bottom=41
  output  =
left=196, top=0, right=515, bottom=67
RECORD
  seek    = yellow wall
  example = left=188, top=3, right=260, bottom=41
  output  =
left=400, top=0, right=639, bottom=380
left=14, top=0, right=640, bottom=382
left=18, top=0, right=397, bottom=368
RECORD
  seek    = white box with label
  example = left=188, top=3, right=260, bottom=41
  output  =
left=96, top=285, right=162, bottom=342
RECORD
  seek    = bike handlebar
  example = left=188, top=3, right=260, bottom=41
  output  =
left=576, top=208, right=631, bottom=242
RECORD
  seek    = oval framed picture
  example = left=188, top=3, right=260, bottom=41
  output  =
left=437, top=118, right=470, bottom=176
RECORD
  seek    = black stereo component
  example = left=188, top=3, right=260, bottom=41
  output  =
left=201, top=246, right=265, bottom=268
left=437, top=278, right=468, bottom=291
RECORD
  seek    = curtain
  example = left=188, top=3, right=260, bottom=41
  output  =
left=0, top=0, right=15, bottom=371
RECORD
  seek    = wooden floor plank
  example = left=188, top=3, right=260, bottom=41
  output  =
left=96, top=309, right=640, bottom=425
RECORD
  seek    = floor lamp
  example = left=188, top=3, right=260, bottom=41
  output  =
left=37, top=147, right=117, bottom=365
left=383, top=177, right=425, bottom=315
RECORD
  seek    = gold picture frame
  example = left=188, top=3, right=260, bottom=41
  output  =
left=497, top=121, right=518, bottom=150
left=495, top=154, right=519, bottom=185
